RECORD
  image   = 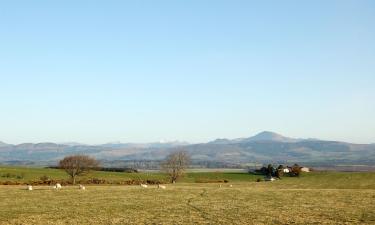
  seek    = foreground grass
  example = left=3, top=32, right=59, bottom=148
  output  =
left=1, top=167, right=375, bottom=224
left=1, top=183, right=374, bottom=225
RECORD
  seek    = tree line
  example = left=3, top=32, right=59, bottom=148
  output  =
left=59, top=151, right=190, bottom=184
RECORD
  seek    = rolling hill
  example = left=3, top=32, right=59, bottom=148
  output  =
left=0, top=132, right=374, bottom=166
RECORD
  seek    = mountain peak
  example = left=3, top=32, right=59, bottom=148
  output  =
left=210, top=138, right=232, bottom=144
left=257, top=131, right=281, bottom=136
left=245, top=131, right=297, bottom=143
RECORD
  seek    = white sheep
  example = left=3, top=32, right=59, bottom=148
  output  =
left=54, top=183, right=62, bottom=189
left=140, top=184, right=148, bottom=188
left=264, top=177, right=276, bottom=182
left=158, top=184, right=166, bottom=189
left=79, top=184, right=86, bottom=190
left=229, top=184, right=233, bottom=188
left=27, top=185, right=33, bottom=191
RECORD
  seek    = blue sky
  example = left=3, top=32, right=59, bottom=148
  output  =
left=1, top=0, right=374, bottom=144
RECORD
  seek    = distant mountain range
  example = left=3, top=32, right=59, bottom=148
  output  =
left=1, top=131, right=374, bottom=166
left=210, top=131, right=301, bottom=144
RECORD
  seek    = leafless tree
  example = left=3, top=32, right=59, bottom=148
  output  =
left=59, top=155, right=100, bottom=184
left=161, top=151, right=190, bottom=183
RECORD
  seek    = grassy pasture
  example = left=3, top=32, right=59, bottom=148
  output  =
left=2, top=166, right=375, bottom=188
left=0, top=166, right=256, bottom=184
left=0, top=167, right=375, bottom=224
left=1, top=183, right=375, bottom=224
left=0, top=166, right=167, bottom=183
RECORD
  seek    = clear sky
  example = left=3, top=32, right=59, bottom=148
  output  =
left=1, top=1, right=374, bottom=144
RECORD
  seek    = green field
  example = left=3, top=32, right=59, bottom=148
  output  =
left=1, top=167, right=375, bottom=224
left=0, top=166, right=259, bottom=184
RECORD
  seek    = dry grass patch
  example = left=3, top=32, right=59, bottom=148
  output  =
left=0, top=183, right=374, bottom=224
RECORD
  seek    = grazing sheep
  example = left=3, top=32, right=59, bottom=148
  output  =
left=158, top=184, right=166, bottom=189
left=79, top=184, right=86, bottom=190
left=27, top=185, right=33, bottom=191
left=229, top=184, right=233, bottom=188
left=264, top=176, right=276, bottom=182
left=301, top=167, right=310, bottom=172
left=140, top=184, right=148, bottom=188
left=54, top=183, right=62, bottom=189
left=219, top=184, right=222, bottom=188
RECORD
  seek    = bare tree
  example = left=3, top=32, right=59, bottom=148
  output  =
left=161, top=151, right=190, bottom=183
left=59, top=155, right=100, bottom=184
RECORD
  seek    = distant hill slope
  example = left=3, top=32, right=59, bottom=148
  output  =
left=0, top=132, right=374, bottom=165
left=210, top=131, right=300, bottom=144
left=0, top=141, right=11, bottom=147
left=242, top=131, right=300, bottom=142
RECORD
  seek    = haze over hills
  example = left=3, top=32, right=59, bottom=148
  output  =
left=0, top=131, right=374, bottom=166
left=210, top=131, right=300, bottom=144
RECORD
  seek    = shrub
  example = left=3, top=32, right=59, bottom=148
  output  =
left=146, top=179, right=162, bottom=185
left=16, top=174, right=24, bottom=179
left=195, top=179, right=229, bottom=183
left=98, top=168, right=138, bottom=173
left=2, top=173, right=13, bottom=178
left=86, top=178, right=108, bottom=184
left=39, top=175, right=50, bottom=182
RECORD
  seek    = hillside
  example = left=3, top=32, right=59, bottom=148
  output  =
left=1, top=132, right=374, bottom=165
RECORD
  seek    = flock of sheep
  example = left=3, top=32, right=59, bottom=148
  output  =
left=27, top=183, right=232, bottom=190
left=140, top=184, right=167, bottom=189
left=26, top=183, right=86, bottom=191
left=26, top=183, right=167, bottom=191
